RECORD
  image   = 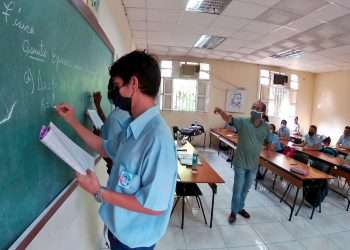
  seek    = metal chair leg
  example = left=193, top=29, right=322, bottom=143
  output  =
left=171, top=197, right=179, bottom=215
left=280, top=184, right=291, bottom=203
left=181, top=196, right=185, bottom=229
left=310, top=207, right=316, bottom=219
left=197, top=196, right=208, bottom=225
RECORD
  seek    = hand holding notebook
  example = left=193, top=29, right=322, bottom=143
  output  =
left=40, top=122, right=95, bottom=175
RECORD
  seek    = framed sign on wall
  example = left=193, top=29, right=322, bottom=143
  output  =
left=225, top=88, right=246, bottom=113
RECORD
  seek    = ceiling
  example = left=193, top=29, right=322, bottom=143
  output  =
left=122, top=0, right=350, bottom=73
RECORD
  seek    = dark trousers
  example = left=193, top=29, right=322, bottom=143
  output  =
left=108, top=231, right=155, bottom=250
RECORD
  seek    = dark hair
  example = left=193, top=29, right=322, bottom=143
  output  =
left=281, top=120, right=287, bottom=125
left=107, top=78, right=117, bottom=101
left=109, top=50, right=161, bottom=98
left=310, top=125, right=317, bottom=131
left=263, top=114, right=269, bottom=122
left=345, top=126, right=350, bottom=130
left=270, top=123, right=276, bottom=132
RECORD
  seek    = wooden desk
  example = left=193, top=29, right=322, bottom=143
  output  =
left=210, top=128, right=238, bottom=148
left=281, top=141, right=344, bottom=167
left=336, top=147, right=350, bottom=156
left=258, top=150, right=333, bottom=221
left=176, top=141, right=225, bottom=228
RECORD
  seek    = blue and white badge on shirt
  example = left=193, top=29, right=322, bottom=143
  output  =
left=118, top=170, right=134, bottom=188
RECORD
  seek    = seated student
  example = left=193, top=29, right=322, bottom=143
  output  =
left=337, top=126, right=350, bottom=149
left=292, top=116, right=301, bottom=135
left=278, top=119, right=290, bottom=140
left=269, top=124, right=284, bottom=153
left=296, top=125, right=322, bottom=150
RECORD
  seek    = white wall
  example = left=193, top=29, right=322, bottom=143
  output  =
left=26, top=1, right=134, bottom=249
left=311, top=70, right=350, bottom=144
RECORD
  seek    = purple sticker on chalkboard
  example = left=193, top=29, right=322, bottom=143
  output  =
left=39, top=126, right=50, bottom=140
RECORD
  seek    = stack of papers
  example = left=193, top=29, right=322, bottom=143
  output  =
left=39, top=122, right=95, bottom=175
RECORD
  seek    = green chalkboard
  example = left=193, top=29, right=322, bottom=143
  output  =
left=0, top=0, right=113, bottom=248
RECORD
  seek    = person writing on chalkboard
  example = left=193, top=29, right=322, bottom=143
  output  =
left=214, top=101, right=271, bottom=224
left=92, top=80, right=130, bottom=174
left=55, top=51, right=177, bottom=250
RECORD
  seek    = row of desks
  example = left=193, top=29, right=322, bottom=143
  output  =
left=209, top=128, right=337, bottom=221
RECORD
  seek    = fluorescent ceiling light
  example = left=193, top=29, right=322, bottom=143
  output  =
left=186, top=0, right=232, bottom=15
left=271, top=49, right=304, bottom=58
left=194, top=35, right=226, bottom=49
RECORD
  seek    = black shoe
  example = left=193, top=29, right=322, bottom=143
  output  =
left=226, top=158, right=232, bottom=162
left=228, top=212, right=236, bottom=224
left=238, top=209, right=250, bottom=219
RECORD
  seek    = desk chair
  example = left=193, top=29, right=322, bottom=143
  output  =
left=295, top=159, right=330, bottom=219
left=171, top=182, right=207, bottom=229
left=280, top=152, right=310, bottom=203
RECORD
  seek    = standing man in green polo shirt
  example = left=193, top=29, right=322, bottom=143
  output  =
left=214, top=101, right=270, bottom=224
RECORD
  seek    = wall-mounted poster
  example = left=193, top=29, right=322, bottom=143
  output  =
left=225, top=88, right=246, bottom=113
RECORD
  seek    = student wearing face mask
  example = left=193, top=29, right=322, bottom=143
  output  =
left=93, top=79, right=130, bottom=141
left=55, top=51, right=177, bottom=250
left=296, top=125, right=323, bottom=150
left=93, top=80, right=130, bottom=175
left=337, top=126, right=350, bottom=150
left=214, top=101, right=271, bottom=224
left=269, top=124, right=284, bottom=153
left=278, top=120, right=290, bottom=140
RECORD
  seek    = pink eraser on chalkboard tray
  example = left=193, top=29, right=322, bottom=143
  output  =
left=290, top=167, right=308, bottom=176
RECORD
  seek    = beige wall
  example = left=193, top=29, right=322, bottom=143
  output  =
left=25, top=1, right=134, bottom=249
left=161, top=59, right=316, bottom=146
left=311, top=70, right=350, bottom=144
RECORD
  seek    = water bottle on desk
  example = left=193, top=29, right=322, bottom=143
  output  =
left=192, top=152, right=199, bottom=173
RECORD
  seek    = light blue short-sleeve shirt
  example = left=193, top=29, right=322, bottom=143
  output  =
left=278, top=127, right=290, bottom=139
left=268, top=133, right=283, bottom=152
left=100, top=106, right=177, bottom=248
left=304, top=134, right=322, bottom=149
left=100, top=107, right=130, bottom=140
left=337, top=135, right=350, bottom=148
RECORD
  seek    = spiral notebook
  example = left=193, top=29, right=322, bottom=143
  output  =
left=39, top=122, right=95, bottom=175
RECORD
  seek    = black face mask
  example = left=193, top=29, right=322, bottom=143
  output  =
left=308, top=131, right=315, bottom=136
left=114, top=91, right=132, bottom=114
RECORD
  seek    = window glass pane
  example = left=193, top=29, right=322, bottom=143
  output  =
left=291, top=74, right=298, bottom=82
left=199, top=71, right=210, bottom=80
left=200, top=63, right=210, bottom=71
left=267, top=102, right=275, bottom=116
left=260, top=69, right=270, bottom=78
left=290, top=81, right=299, bottom=90
left=197, top=97, right=207, bottom=112
left=161, top=69, right=172, bottom=77
left=161, top=60, right=172, bottom=69
left=172, top=79, right=197, bottom=111
left=260, top=77, right=269, bottom=86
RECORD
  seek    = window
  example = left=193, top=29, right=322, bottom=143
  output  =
left=159, top=60, right=210, bottom=112
left=199, top=63, right=210, bottom=80
left=258, top=70, right=299, bottom=119
left=172, top=79, right=197, bottom=111
left=161, top=60, right=172, bottom=77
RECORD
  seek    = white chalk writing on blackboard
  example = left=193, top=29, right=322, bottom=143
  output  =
left=22, top=40, right=47, bottom=62
left=1, top=1, right=35, bottom=34
left=0, top=101, right=16, bottom=126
